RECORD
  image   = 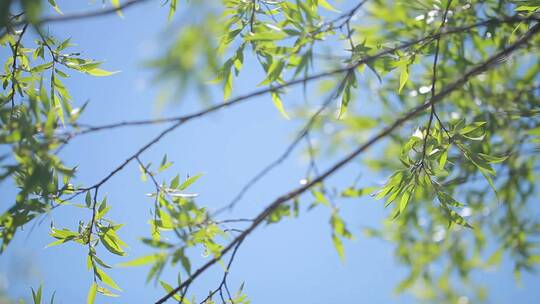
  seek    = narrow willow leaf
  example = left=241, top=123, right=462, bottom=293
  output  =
left=319, top=0, right=340, bottom=12
left=47, top=0, right=63, bottom=14
left=271, top=92, right=289, bottom=119
left=31, top=285, right=42, bottom=304
left=459, top=121, right=486, bottom=135
left=159, top=281, right=182, bottom=301
left=398, top=66, right=408, bottom=94
left=399, top=188, right=412, bottom=214
left=117, top=254, right=158, bottom=267
left=332, top=234, right=345, bottom=262
left=85, top=191, right=92, bottom=208
left=111, top=0, right=124, bottom=18
left=439, top=149, right=448, bottom=170
left=341, top=186, right=377, bottom=198
left=168, top=0, right=177, bottom=20
left=85, top=68, right=119, bottom=77
left=178, top=173, right=203, bottom=190
left=223, top=71, right=233, bottom=100
left=95, top=268, right=122, bottom=291
left=97, top=286, right=119, bottom=297
left=86, top=283, right=97, bottom=304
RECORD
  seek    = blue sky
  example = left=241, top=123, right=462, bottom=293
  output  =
left=1, top=1, right=539, bottom=303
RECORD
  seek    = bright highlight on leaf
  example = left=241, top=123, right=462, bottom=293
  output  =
left=87, top=283, right=97, bottom=304
left=271, top=92, right=289, bottom=119
left=111, top=0, right=124, bottom=18
left=318, top=0, right=341, bottom=12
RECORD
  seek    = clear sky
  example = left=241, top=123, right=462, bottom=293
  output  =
left=1, top=1, right=539, bottom=303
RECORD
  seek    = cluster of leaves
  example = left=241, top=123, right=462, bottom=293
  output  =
left=48, top=191, right=126, bottom=300
left=1, top=1, right=122, bottom=303
left=117, top=156, right=250, bottom=303
left=321, top=0, right=540, bottom=301
left=0, top=17, right=117, bottom=253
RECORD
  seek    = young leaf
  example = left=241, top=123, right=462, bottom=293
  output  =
left=95, top=268, right=122, bottom=291
left=86, top=283, right=97, bottom=304
left=271, top=92, right=289, bottom=119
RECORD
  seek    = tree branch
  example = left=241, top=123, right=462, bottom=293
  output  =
left=58, top=15, right=538, bottom=140
left=12, top=0, right=151, bottom=27
left=420, top=0, right=453, bottom=165
left=213, top=83, right=341, bottom=216
left=9, top=23, right=28, bottom=120
left=68, top=15, right=540, bottom=202
left=155, top=22, right=540, bottom=304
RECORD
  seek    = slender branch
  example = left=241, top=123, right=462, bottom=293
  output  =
left=420, top=0, right=453, bottom=165
left=249, top=0, right=257, bottom=33
left=9, top=23, right=29, bottom=119
left=12, top=0, right=151, bottom=27
left=214, top=85, right=339, bottom=215
left=77, top=119, right=185, bottom=192
left=135, top=156, right=162, bottom=191
left=199, top=240, right=243, bottom=304
left=87, top=187, right=99, bottom=282
left=316, top=0, right=369, bottom=35
left=155, top=23, right=540, bottom=303
left=67, top=15, right=540, bottom=203
left=304, top=130, right=320, bottom=178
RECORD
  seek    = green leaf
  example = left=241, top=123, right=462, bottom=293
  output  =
left=245, top=31, right=287, bottom=41
left=97, top=286, right=119, bottom=297
left=178, top=173, right=203, bottom=190
left=223, top=70, right=233, bottom=100
left=21, top=0, right=42, bottom=23
left=31, top=284, right=42, bottom=304
left=398, top=65, right=409, bottom=94
left=86, top=283, right=97, bottom=304
left=271, top=92, right=289, bottom=119
left=168, top=0, right=177, bottom=20
left=159, top=281, right=182, bottom=302
left=341, top=186, right=377, bottom=198
left=99, top=232, right=126, bottom=256
left=85, top=68, right=119, bottom=77
left=95, top=267, right=122, bottom=291
left=111, top=0, right=123, bottom=17
left=319, top=0, right=340, bottom=12
left=332, top=234, right=345, bottom=262
left=117, top=254, right=158, bottom=267
left=399, top=187, right=413, bottom=214
left=47, top=0, right=63, bottom=14
left=439, top=149, right=448, bottom=170
left=85, top=191, right=92, bottom=208
left=459, top=121, right=486, bottom=135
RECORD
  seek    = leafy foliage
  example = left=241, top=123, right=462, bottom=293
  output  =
left=1, top=0, right=540, bottom=303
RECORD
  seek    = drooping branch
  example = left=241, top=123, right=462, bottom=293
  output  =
left=68, top=15, right=540, bottom=202
left=58, top=15, right=538, bottom=140
left=155, top=23, right=540, bottom=304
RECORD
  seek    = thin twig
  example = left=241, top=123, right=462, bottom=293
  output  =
left=9, top=23, right=29, bottom=120
left=214, top=86, right=339, bottom=215
left=199, top=240, right=243, bottom=304
left=420, top=0, right=453, bottom=165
